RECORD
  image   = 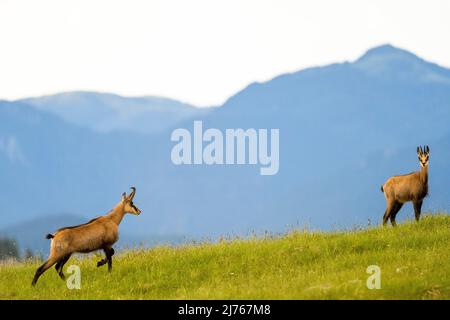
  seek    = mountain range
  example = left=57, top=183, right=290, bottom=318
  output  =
left=1, top=44, right=450, bottom=255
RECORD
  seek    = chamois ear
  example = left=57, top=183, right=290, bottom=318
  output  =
left=122, top=192, right=127, bottom=202
left=426, top=145, right=430, bottom=154
left=417, top=146, right=421, bottom=155
left=127, top=187, right=136, bottom=201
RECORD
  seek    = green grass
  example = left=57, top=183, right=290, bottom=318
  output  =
left=1, top=213, right=450, bottom=299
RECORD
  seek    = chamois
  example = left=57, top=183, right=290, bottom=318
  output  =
left=31, top=187, right=141, bottom=286
left=381, top=146, right=429, bottom=227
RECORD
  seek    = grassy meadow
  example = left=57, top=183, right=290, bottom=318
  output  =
left=0, top=214, right=449, bottom=300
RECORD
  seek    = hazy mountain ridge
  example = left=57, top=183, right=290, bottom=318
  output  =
left=20, top=91, right=209, bottom=134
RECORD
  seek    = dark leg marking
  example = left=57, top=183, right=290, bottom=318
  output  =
left=55, top=254, right=72, bottom=280
left=97, top=258, right=108, bottom=267
left=383, top=201, right=395, bottom=226
left=413, top=200, right=423, bottom=222
left=97, top=247, right=114, bottom=269
left=106, top=247, right=114, bottom=272
left=389, top=202, right=403, bottom=227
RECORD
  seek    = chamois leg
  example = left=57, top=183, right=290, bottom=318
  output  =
left=106, top=247, right=114, bottom=272
left=97, top=247, right=114, bottom=270
left=55, top=254, right=72, bottom=280
left=413, top=200, right=423, bottom=222
left=390, top=215, right=397, bottom=227
left=32, top=256, right=59, bottom=286
left=97, top=257, right=107, bottom=267
left=55, top=260, right=63, bottom=279
left=382, top=200, right=395, bottom=226
left=389, top=202, right=403, bottom=227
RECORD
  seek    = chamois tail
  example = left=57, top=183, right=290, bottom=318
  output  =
left=45, top=234, right=54, bottom=240
left=380, top=185, right=384, bottom=193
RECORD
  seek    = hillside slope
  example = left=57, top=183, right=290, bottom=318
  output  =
left=1, top=214, right=449, bottom=299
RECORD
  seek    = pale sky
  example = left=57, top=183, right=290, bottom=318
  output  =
left=1, top=0, right=449, bottom=107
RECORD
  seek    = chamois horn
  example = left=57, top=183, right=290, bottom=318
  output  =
left=128, top=187, right=136, bottom=200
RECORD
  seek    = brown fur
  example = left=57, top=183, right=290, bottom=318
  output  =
left=32, top=187, right=141, bottom=286
left=381, top=146, right=429, bottom=226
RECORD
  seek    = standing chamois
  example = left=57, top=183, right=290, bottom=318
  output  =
left=31, top=187, right=141, bottom=286
left=381, top=146, right=429, bottom=226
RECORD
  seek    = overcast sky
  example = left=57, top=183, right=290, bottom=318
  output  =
left=1, top=0, right=449, bottom=106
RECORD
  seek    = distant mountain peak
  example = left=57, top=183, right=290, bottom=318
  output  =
left=367, top=43, right=397, bottom=52
left=353, top=44, right=450, bottom=83
left=356, top=43, right=419, bottom=63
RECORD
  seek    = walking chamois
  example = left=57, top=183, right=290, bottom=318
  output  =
left=381, top=146, right=429, bottom=226
left=32, top=187, right=141, bottom=286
